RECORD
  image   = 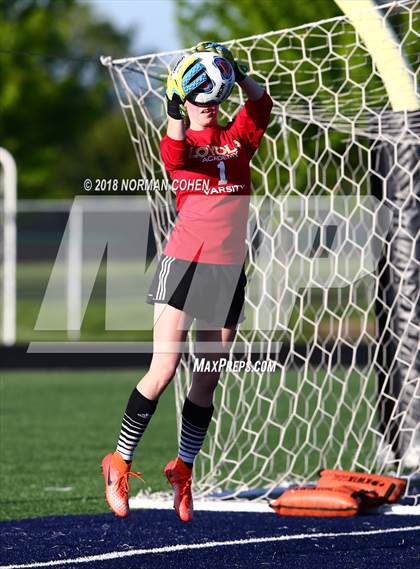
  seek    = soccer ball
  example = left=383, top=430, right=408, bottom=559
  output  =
left=186, top=52, right=235, bottom=106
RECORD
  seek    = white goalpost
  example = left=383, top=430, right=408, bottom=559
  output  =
left=102, top=0, right=420, bottom=506
left=0, top=147, right=17, bottom=347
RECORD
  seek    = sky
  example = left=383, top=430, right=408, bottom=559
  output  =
left=83, top=0, right=182, bottom=56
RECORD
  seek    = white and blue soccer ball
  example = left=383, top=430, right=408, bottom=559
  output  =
left=186, top=52, right=235, bottom=106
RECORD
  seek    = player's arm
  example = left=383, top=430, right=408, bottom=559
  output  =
left=162, top=54, right=210, bottom=169
left=193, top=42, right=273, bottom=156
left=166, top=102, right=186, bottom=140
left=162, top=75, right=187, bottom=168
left=237, top=76, right=265, bottom=102
left=193, top=42, right=272, bottom=154
left=161, top=89, right=187, bottom=169
left=165, top=61, right=187, bottom=140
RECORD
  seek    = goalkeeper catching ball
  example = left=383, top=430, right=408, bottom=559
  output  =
left=102, top=42, right=272, bottom=522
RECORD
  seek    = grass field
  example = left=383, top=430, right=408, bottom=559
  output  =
left=0, top=370, right=178, bottom=521
left=0, top=367, right=380, bottom=522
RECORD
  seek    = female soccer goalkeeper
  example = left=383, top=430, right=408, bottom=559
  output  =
left=102, top=42, right=272, bottom=522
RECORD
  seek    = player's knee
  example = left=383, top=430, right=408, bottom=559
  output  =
left=149, top=360, right=178, bottom=385
left=193, top=371, right=220, bottom=392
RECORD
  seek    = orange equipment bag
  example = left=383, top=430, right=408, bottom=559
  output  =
left=270, top=486, right=361, bottom=517
left=317, top=469, right=407, bottom=507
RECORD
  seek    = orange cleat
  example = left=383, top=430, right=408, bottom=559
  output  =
left=164, top=457, right=193, bottom=522
left=101, top=451, right=143, bottom=517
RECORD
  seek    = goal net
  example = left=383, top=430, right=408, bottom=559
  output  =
left=102, top=0, right=420, bottom=504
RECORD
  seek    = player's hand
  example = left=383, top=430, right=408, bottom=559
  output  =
left=166, top=54, right=209, bottom=119
left=165, top=91, right=183, bottom=120
left=192, top=41, right=248, bottom=82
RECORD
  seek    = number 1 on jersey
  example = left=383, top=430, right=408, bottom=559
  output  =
left=217, top=161, right=227, bottom=185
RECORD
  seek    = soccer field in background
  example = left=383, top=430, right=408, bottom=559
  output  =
left=16, top=261, right=374, bottom=343
left=0, top=368, right=377, bottom=521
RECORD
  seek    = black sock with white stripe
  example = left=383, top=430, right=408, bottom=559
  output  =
left=178, top=398, right=214, bottom=469
left=116, top=388, right=158, bottom=463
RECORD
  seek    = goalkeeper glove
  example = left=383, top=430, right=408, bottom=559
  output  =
left=166, top=92, right=183, bottom=120
left=166, top=54, right=209, bottom=119
left=192, top=41, right=248, bottom=83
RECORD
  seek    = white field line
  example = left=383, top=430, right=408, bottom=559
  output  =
left=129, top=497, right=420, bottom=515
left=1, top=525, right=419, bottom=569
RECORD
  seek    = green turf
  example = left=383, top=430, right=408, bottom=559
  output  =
left=0, top=368, right=379, bottom=522
left=0, top=370, right=177, bottom=521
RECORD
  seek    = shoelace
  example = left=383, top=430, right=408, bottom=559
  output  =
left=116, top=470, right=143, bottom=494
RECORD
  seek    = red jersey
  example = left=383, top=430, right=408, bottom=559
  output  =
left=160, top=91, right=273, bottom=264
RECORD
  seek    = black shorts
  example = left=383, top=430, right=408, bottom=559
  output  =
left=146, top=255, right=247, bottom=327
